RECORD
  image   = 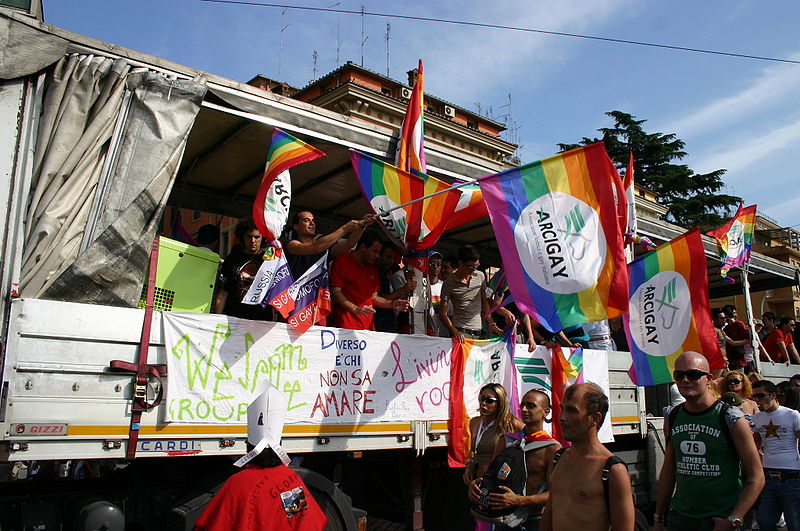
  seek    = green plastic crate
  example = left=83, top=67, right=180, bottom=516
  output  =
left=138, top=237, right=220, bottom=313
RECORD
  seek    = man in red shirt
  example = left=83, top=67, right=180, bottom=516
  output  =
left=329, top=234, right=409, bottom=330
left=763, top=317, right=800, bottom=365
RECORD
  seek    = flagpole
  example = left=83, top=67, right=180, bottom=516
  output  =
left=740, top=261, right=762, bottom=374
left=377, top=177, right=480, bottom=216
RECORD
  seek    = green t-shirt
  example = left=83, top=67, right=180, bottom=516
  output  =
left=669, top=401, right=743, bottom=519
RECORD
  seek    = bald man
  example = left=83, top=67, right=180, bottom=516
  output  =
left=654, top=352, right=764, bottom=531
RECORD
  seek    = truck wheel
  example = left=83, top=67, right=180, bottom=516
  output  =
left=307, top=484, right=347, bottom=531
left=294, top=467, right=355, bottom=531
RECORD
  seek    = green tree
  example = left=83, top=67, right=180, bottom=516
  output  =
left=558, top=110, right=740, bottom=230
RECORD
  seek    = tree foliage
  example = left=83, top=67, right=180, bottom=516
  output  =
left=558, top=111, right=740, bottom=230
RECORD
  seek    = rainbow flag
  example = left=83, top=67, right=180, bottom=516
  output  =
left=446, top=181, right=488, bottom=229
left=478, top=142, right=628, bottom=333
left=395, top=59, right=426, bottom=175
left=706, top=203, right=757, bottom=283
left=447, top=331, right=518, bottom=468
left=623, top=152, right=637, bottom=242
left=253, top=128, right=326, bottom=241
left=350, top=150, right=461, bottom=249
left=624, top=229, right=724, bottom=386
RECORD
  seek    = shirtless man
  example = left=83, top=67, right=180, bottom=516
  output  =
left=542, top=383, right=634, bottom=531
left=469, top=389, right=560, bottom=531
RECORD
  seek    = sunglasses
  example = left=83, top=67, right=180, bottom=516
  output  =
left=752, top=392, right=769, bottom=399
left=478, top=395, right=498, bottom=405
left=673, top=369, right=710, bottom=382
left=727, top=379, right=742, bottom=385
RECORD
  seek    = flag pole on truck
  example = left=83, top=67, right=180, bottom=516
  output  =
left=706, top=203, right=760, bottom=372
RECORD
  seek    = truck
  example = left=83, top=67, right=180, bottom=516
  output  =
left=1, top=7, right=798, bottom=529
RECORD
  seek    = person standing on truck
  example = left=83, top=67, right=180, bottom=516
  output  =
left=653, top=351, right=764, bottom=531
left=214, top=219, right=274, bottom=321
left=439, top=245, right=509, bottom=342
left=750, top=379, right=800, bottom=531
left=329, top=233, right=410, bottom=330
left=763, top=317, right=800, bottom=365
left=541, top=383, right=634, bottom=531
left=283, top=210, right=375, bottom=279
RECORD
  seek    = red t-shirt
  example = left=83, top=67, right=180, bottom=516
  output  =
left=194, top=465, right=327, bottom=531
left=763, top=328, right=793, bottom=362
left=723, top=320, right=749, bottom=366
left=329, top=252, right=380, bottom=330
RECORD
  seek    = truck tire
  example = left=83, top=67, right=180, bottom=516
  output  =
left=294, top=467, right=356, bottom=531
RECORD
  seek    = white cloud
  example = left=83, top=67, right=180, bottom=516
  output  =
left=658, top=54, right=800, bottom=138
left=691, top=115, right=800, bottom=176
left=397, top=0, right=635, bottom=104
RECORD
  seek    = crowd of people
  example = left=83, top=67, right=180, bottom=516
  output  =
left=209, top=213, right=637, bottom=352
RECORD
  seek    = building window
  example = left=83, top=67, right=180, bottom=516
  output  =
left=0, top=0, right=31, bottom=9
left=192, top=210, right=202, bottom=221
left=467, top=120, right=477, bottom=129
left=381, top=86, right=393, bottom=97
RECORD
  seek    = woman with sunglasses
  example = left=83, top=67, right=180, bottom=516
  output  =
left=463, top=383, right=524, bottom=487
left=717, top=370, right=759, bottom=417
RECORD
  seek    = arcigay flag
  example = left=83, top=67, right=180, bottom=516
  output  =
left=478, top=142, right=628, bottom=332
left=624, top=229, right=724, bottom=386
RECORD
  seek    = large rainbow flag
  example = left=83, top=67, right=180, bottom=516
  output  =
left=350, top=150, right=461, bottom=249
left=706, top=203, right=757, bottom=283
left=253, top=128, right=326, bottom=241
left=395, top=59, right=426, bottom=176
left=447, top=330, right=518, bottom=468
left=624, top=229, right=724, bottom=386
left=478, top=142, right=628, bottom=332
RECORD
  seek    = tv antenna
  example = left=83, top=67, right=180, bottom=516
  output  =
left=385, top=21, right=391, bottom=77
left=278, top=8, right=290, bottom=78
left=360, top=5, right=368, bottom=67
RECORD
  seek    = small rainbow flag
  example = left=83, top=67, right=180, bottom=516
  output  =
left=253, top=128, right=326, bottom=241
left=395, top=59, right=426, bottom=176
left=624, top=228, right=724, bottom=386
left=706, top=203, right=757, bottom=283
left=478, top=142, right=628, bottom=333
left=350, top=150, right=461, bottom=249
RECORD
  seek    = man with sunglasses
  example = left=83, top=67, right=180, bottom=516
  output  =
left=654, top=352, right=764, bottom=531
left=750, top=380, right=800, bottom=531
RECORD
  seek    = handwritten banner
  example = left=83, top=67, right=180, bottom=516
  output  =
left=164, top=313, right=455, bottom=424
left=163, top=312, right=613, bottom=436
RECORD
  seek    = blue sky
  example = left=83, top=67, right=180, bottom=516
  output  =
left=43, top=1, right=800, bottom=229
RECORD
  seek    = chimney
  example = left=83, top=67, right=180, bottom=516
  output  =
left=407, top=68, right=419, bottom=88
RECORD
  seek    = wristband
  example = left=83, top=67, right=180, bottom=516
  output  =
left=653, top=514, right=664, bottom=523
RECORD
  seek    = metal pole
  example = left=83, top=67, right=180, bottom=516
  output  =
left=740, top=261, right=762, bottom=374
left=377, top=177, right=479, bottom=217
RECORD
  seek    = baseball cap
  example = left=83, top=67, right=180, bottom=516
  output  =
left=720, top=392, right=743, bottom=407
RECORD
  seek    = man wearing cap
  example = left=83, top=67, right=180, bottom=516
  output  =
left=750, top=379, right=800, bottom=531
left=195, top=384, right=327, bottom=530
